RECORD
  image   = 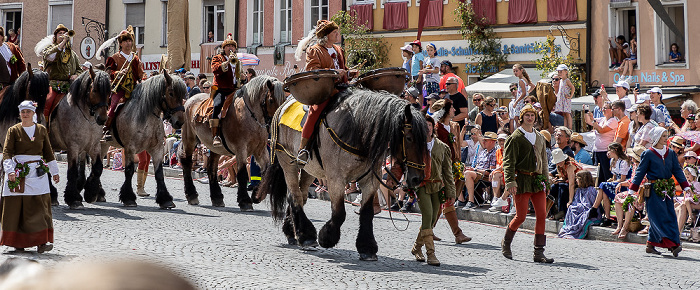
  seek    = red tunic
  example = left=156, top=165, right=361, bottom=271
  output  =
left=211, top=53, right=236, bottom=90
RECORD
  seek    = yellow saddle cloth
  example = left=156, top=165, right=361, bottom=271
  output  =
left=279, top=101, right=307, bottom=132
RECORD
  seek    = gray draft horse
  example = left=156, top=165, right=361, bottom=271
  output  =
left=180, top=75, right=285, bottom=209
left=47, top=68, right=111, bottom=209
left=259, top=89, right=428, bottom=261
left=104, top=72, right=187, bottom=209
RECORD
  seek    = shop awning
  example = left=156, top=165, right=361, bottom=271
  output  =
left=464, top=68, right=545, bottom=99
left=571, top=93, right=683, bottom=110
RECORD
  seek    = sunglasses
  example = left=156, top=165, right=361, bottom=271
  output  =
left=473, top=98, right=482, bottom=102
left=552, top=78, right=560, bottom=81
left=203, top=86, right=211, bottom=89
left=510, top=88, right=517, bottom=92
left=685, top=157, right=696, bottom=159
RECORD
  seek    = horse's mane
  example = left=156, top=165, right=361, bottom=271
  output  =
left=129, top=74, right=186, bottom=122
left=328, top=89, right=428, bottom=168
left=242, top=75, right=285, bottom=109
left=0, top=69, right=49, bottom=124
left=69, top=70, right=111, bottom=107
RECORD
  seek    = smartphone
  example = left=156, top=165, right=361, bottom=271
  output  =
left=635, top=83, right=640, bottom=91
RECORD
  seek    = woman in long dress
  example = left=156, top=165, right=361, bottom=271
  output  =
left=1, top=101, right=60, bottom=253
left=629, top=127, right=691, bottom=256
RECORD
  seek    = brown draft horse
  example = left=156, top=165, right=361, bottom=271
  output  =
left=258, top=89, right=427, bottom=261
left=180, top=75, right=285, bottom=209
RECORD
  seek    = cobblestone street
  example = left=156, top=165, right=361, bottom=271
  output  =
left=2, top=163, right=699, bottom=289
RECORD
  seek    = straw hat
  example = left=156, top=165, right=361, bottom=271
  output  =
left=670, top=136, right=685, bottom=148
left=684, top=151, right=698, bottom=158
left=626, top=145, right=646, bottom=163
left=539, top=130, right=552, bottom=143
left=483, top=132, right=498, bottom=141
left=551, top=148, right=568, bottom=164
left=571, top=133, right=587, bottom=146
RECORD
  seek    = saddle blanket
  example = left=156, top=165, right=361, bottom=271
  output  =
left=279, top=100, right=308, bottom=132
left=193, top=94, right=235, bottom=123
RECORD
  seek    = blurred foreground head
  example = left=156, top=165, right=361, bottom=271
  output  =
left=0, top=259, right=196, bottom=290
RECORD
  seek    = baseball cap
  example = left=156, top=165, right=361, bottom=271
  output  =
left=426, top=93, right=440, bottom=100
left=647, top=87, right=663, bottom=95
left=82, top=61, right=92, bottom=68
left=591, top=89, right=601, bottom=98
left=410, top=40, right=422, bottom=47
left=613, top=80, right=630, bottom=90
left=497, top=134, right=508, bottom=140
left=438, top=89, right=448, bottom=94
left=556, top=64, right=569, bottom=71
left=440, top=60, right=453, bottom=68
left=400, top=44, right=413, bottom=53
left=175, top=68, right=186, bottom=73
left=635, top=93, right=649, bottom=104
left=626, top=104, right=638, bottom=113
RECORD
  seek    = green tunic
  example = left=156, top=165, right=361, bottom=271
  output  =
left=503, top=127, right=548, bottom=195
left=421, top=139, right=456, bottom=199
left=42, top=44, right=82, bottom=81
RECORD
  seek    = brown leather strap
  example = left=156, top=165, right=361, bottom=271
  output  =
left=516, top=170, right=538, bottom=176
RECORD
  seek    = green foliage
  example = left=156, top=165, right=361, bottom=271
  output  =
left=331, top=11, right=389, bottom=72
left=455, top=2, right=508, bottom=78
left=534, top=36, right=581, bottom=97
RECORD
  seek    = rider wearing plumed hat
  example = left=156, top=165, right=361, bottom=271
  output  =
left=39, top=24, right=82, bottom=119
left=209, top=33, right=242, bottom=147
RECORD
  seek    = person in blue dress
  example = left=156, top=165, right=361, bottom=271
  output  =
left=629, top=127, right=692, bottom=256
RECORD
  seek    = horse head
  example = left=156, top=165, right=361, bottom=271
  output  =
left=397, top=104, right=427, bottom=188
left=262, top=77, right=285, bottom=125
left=160, top=71, right=186, bottom=129
left=84, top=66, right=110, bottom=125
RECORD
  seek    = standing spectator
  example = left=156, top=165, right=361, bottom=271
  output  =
left=1, top=101, right=59, bottom=253
left=647, top=87, right=672, bottom=127
left=400, top=44, right=413, bottom=76
left=245, top=68, right=257, bottom=83
left=611, top=100, right=631, bottom=148
left=669, top=43, right=683, bottom=62
left=571, top=133, right=592, bottom=165
left=201, top=81, right=212, bottom=95
left=175, top=68, right=186, bottom=78
left=673, top=100, right=697, bottom=133
left=468, top=93, right=484, bottom=124
left=184, top=73, right=200, bottom=98
left=553, top=127, right=574, bottom=158
left=438, top=88, right=448, bottom=99
left=420, top=43, right=440, bottom=106
left=507, top=83, right=518, bottom=132
left=634, top=93, right=664, bottom=126
left=591, top=89, right=606, bottom=119
left=631, top=104, right=655, bottom=148
left=438, top=61, right=468, bottom=97
left=207, top=31, right=215, bottom=42
left=7, top=28, right=19, bottom=45
left=584, top=102, right=618, bottom=185
left=445, top=77, right=469, bottom=128
left=404, top=87, right=422, bottom=110
left=553, top=64, right=575, bottom=129
left=409, top=40, right=424, bottom=92
left=511, top=64, right=534, bottom=126
left=612, top=80, right=633, bottom=113
left=196, top=73, right=207, bottom=87
left=475, top=96, right=498, bottom=134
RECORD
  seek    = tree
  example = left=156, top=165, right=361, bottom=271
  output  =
left=534, top=35, right=581, bottom=97
left=455, top=2, right=508, bottom=78
left=331, top=11, right=389, bottom=73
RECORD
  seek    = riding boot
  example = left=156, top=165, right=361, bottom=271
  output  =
left=410, top=231, right=425, bottom=262
left=444, top=206, right=471, bottom=244
left=210, top=119, right=222, bottom=148
left=296, top=137, right=310, bottom=166
left=533, top=234, right=554, bottom=263
left=421, top=229, right=440, bottom=266
left=136, top=169, right=149, bottom=197
left=501, top=227, right=516, bottom=259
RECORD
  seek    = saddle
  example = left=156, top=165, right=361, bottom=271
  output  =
left=193, top=92, right=235, bottom=123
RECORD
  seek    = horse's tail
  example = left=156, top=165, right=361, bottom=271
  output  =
left=260, top=157, right=287, bottom=222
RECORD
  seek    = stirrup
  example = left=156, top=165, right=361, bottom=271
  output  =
left=101, top=132, right=113, bottom=142
left=296, top=149, right=309, bottom=166
left=212, top=136, right=223, bottom=147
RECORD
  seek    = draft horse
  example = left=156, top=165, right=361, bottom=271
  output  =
left=47, top=67, right=111, bottom=209
left=259, top=89, right=427, bottom=261
left=180, top=75, right=285, bottom=209
left=104, top=72, right=187, bottom=209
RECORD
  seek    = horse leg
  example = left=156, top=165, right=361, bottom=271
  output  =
left=153, top=160, right=175, bottom=209
left=207, top=152, right=225, bottom=207
left=180, top=141, right=199, bottom=205
left=356, top=178, right=379, bottom=261
left=76, top=157, right=87, bottom=193
left=119, top=157, right=137, bottom=207
left=83, top=156, right=103, bottom=204
left=282, top=206, right=296, bottom=245
left=235, top=155, right=253, bottom=211
left=63, top=152, right=84, bottom=209
left=282, top=167, right=317, bottom=249
left=318, top=178, right=346, bottom=249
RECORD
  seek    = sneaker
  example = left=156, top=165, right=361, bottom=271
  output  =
left=463, top=201, right=477, bottom=210
left=492, top=198, right=509, bottom=207
left=488, top=205, right=501, bottom=212
left=455, top=200, right=467, bottom=207
left=609, top=63, right=615, bottom=69
left=197, top=177, right=209, bottom=184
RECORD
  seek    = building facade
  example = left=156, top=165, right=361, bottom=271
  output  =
left=0, top=0, right=106, bottom=66
left=590, top=0, right=699, bottom=108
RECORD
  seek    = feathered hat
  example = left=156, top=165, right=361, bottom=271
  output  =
left=315, top=20, right=338, bottom=38
left=95, top=26, right=135, bottom=60
left=34, top=24, right=70, bottom=57
left=295, top=20, right=339, bottom=62
left=53, top=24, right=69, bottom=36
left=431, top=99, right=453, bottom=123
left=222, top=33, right=237, bottom=49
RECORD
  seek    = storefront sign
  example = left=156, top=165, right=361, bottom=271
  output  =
left=612, top=70, right=688, bottom=86
left=423, top=37, right=569, bottom=64
left=140, top=53, right=201, bottom=74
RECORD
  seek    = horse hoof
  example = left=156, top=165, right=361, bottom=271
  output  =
left=96, top=196, right=106, bottom=203
left=240, top=203, right=253, bottom=211
left=188, top=197, right=200, bottom=205
left=212, top=200, right=225, bottom=207
left=300, top=240, right=319, bottom=251
left=287, top=237, right=297, bottom=245
left=159, top=201, right=176, bottom=209
left=359, top=253, right=378, bottom=261
left=122, top=201, right=137, bottom=207
left=68, top=202, right=84, bottom=210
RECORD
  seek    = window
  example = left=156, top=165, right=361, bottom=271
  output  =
left=204, top=4, right=225, bottom=42
left=252, top=0, right=263, bottom=44
left=279, top=0, right=292, bottom=43
left=48, top=3, right=72, bottom=35
left=310, top=0, right=328, bottom=29
left=4, top=10, right=21, bottom=32
left=125, top=3, right=145, bottom=45
left=654, top=3, right=686, bottom=66
left=608, top=4, right=637, bottom=67
left=161, top=1, right=167, bottom=46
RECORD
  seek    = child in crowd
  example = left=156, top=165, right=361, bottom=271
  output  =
left=558, top=171, right=597, bottom=239
left=669, top=43, right=683, bottom=63
left=553, top=64, right=575, bottom=129
left=611, top=146, right=645, bottom=239
left=592, top=142, right=631, bottom=225
left=675, top=166, right=700, bottom=236
left=608, top=35, right=629, bottom=68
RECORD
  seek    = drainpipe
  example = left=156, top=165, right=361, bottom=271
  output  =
left=585, top=0, right=592, bottom=92
left=233, top=0, right=239, bottom=42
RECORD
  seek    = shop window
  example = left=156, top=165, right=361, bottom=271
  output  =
left=205, top=3, right=225, bottom=43
left=48, top=2, right=72, bottom=35
left=125, top=3, right=145, bottom=45
left=654, top=4, right=686, bottom=66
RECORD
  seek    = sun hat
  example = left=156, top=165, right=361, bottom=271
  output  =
left=551, top=148, right=568, bottom=164
left=635, top=93, right=649, bottom=104
left=483, top=132, right=498, bottom=140
left=82, top=61, right=92, bottom=68
left=684, top=151, right=698, bottom=158
left=613, top=80, right=630, bottom=90
left=685, top=166, right=698, bottom=178
left=539, top=130, right=552, bottom=143
left=670, top=136, right=686, bottom=148
left=400, top=44, right=413, bottom=53
left=571, top=133, right=587, bottom=146
left=626, top=145, right=646, bottom=162
left=497, top=134, right=508, bottom=140
left=533, top=102, right=542, bottom=109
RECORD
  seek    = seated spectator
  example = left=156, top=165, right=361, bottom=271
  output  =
left=608, top=35, right=629, bottom=68
left=611, top=145, right=645, bottom=239
left=554, top=127, right=575, bottom=158
left=676, top=166, right=700, bottom=235
left=590, top=142, right=631, bottom=225
left=669, top=43, right=683, bottom=63
left=489, top=134, right=509, bottom=212
left=615, top=37, right=637, bottom=81
left=550, top=148, right=583, bottom=220
left=462, top=132, right=498, bottom=209
left=571, top=133, right=593, bottom=165
left=558, top=171, right=597, bottom=239
left=683, top=151, right=698, bottom=167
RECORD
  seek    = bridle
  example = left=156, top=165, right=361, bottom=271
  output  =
left=158, top=90, right=185, bottom=121
left=368, top=122, right=425, bottom=191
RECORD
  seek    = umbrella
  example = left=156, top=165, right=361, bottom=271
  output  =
left=237, top=53, right=260, bottom=66
left=677, top=131, right=700, bottom=144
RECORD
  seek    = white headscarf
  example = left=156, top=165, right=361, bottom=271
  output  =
left=18, top=100, right=37, bottom=123
left=648, top=127, right=667, bottom=147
